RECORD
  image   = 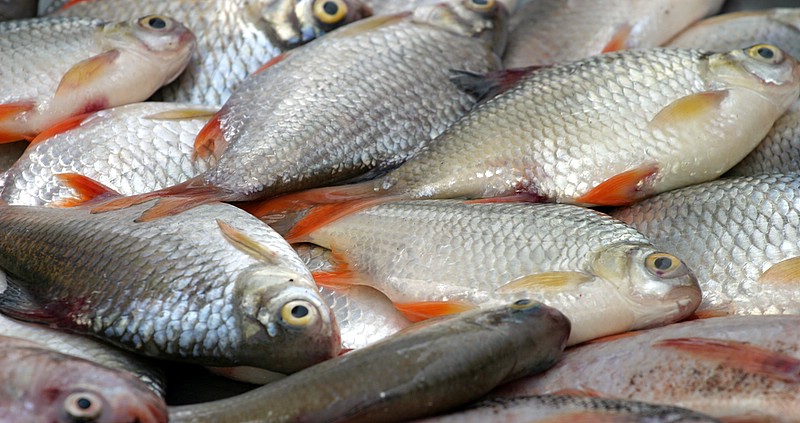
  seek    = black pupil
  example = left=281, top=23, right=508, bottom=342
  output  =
left=758, top=47, right=774, bottom=59
left=76, top=398, right=92, bottom=410
left=292, top=305, right=309, bottom=318
left=473, top=0, right=489, bottom=5
left=323, top=1, right=339, bottom=15
left=654, top=256, right=672, bottom=270
left=514, top=299, right=531, bottom=306
left=148, top=17, right=167, bottom=29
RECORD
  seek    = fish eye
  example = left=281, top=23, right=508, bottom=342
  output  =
left=281, top=300, right=318, bottom=327
left=511, top=298, right=536, bottom=309
left=139, top=15, right=171, bottom=31
left=63, top=392, right=103, bottom=421
left=314, top=0, right=348, bottom=25
left=645, top=252, right=687, bottom=278
left=747, top=44, right=784, bottom=64
left=465, top=0, right=496, bottom=12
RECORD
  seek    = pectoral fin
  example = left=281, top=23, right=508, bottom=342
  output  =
left=393, top=301, right=476, bottom=323
left=497, top=271, right=593, bottom=293
left=759, top=257, right=800, bottom=284
left=648, top=90, right=729, bottom=131
left=575, top=164, right=659, bottom=206
left=54, top=49, right=120, bottom=98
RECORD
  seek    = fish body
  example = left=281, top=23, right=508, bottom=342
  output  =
left=295, top=200, right=700, bottom=345
left=52, top=0, right=372, bottom=105
left=505, top=0, right=723, bottom=68
left=494, top=315, right=800, bottom=421
left=414, top=395, right=721, bottom=422
left=0, top=334, right=167, bottom=423
left=168, top=300, right=570, bottom=423
left=0, top=201, right=339, bottom=373
left=727, top=102, right=800, bottom=175
left=0, top=15, right=195, bottom=142
left=611, top=174, right=800, bottom=316
left=0, top=0, right=37, bottom=21
left=0, top=102, right=216, bottom=206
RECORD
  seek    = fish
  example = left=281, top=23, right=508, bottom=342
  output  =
left=0, top=334, right=167, bottom=423
left=413, top=395, right=721, bottom=422
left=50, top=0, right=373, bottom=105
left=252, top=44, right=800, bottom=248
left=726, top=102, right=800, bottom=176
left=168, top=300, right=570, bottom=423
left=0, top=102, right=217, bottom=206
left=0, top=15, right=195, bottom=142
left=361, top=0, right=442, bottom=14
left=90, top=0, right=509, bottom=221
left=504, top=0, right=724, bottom=68
left=0, top=0, right=37, bottom=21
left=281, top=200, right=699, bottom=345
left=611, top=173, right=800, bottom=316
left=0, top=196, right=340, bottom=374
left=493, top=315, right=800, bottom=421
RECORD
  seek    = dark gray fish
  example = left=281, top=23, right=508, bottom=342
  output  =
left=0, top=0, right=37, bottom=21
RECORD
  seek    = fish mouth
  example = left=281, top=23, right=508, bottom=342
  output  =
left=629, top=283, right=701, bottom=330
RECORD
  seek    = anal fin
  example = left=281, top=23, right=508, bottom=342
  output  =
left=575, top=164, right=659, bottom=206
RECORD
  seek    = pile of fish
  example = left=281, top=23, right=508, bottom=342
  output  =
left=0, top=0, right=799, bottom=421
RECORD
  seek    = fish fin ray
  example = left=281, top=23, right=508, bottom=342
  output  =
left=217, top=219, right=280, bottom=265
left=192, top=113, right=225, bottom=160
left=0, top=101, right=35, bottom=142
left=497, top=271, right=593, bottom=293
left=601, top=24, right=632, bottom=53
left=311, top=248, right=356, bottom=288
left=90, top=178, right=225, bottom=217
left=393, top=301, right=476, bottom=323
left=252, top=52, right=291, bottom=76
left=758, top=257, right=800, bottom=284
left=649, top=90, right=729, bottom=131
left=284, top=196, right=399, bottom=243
left=464, top=192, right=547, bottom=204
left=575, top=164, right=659, bottom=206
left=54, top=49, right=121, bottom=98
left=144, top=108, right=217, bottom=121
left=28, top=112, right=95, bottom=146
left=133, top=191, right=226, bottom=222
left=52, top=173, right=120, bottom=207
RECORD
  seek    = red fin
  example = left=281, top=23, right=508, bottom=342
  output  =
left=193, top=113, right=226, bottom=160
left=0, top=101, right=35, bottom=142
left=89, top=178, right=229, bottom=220
left=244, top=182, right=378, bottom=218
left=311, top=250, right=356, bottom=288
left=28, top=112, right=94, bottom=146
left=54, top=50, right=120, bottom=98
left=252, top=52, right=290, bottom=76
left=575, top=164, right=659, bottom=206
left=52, top=173, right=119, bottom=207
left=601, top=24, right=632, bottom=53
left=450, top=67, right=542, bottom=103
left=393, top=301, right=476, bottom=323
left=687, top=308, right=730, bottom=320
left=548, top=388, right=609, bottom=398
left=59, top=0, right=91, bottom=10
left=284, top=196, right=399, bottom=243
left=133, top=193, right=226, bottom=222
left=654, top=337, right=800, bottom=383
left=464, top=192, right=547, bottom=204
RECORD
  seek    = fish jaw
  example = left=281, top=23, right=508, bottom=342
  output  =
left=236, top=276, right=340, bottom=373
left=412, top=0, right=509, bottom=57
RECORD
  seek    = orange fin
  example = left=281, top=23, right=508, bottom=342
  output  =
left=548, top=388, right=611, bottom=398
left=0, top=101, right=35, bottom=142
left=654, top=337, right=800, bottom=383
left=284, top=196, right=399, bottom=243
left=601, top=24, right=632, bottom=53
left=393, top=301, right=476, bottom=323
left=52, top=173, right=119, bottom=207
left=28, top=112, right=94, bottom=146
left=55, top=49, right=120, bottom=98
left=252, top=52, right=290, bottom=76
left=311, top=249, right=356, bottom=288
left=649, top=90, right=729, bottom=131
left=688, top=308, right=730, bottom=320
left=60, top=0, right=92, bottom=10
left=90, top=178, right=228, bottom=220
left=575, top=164, right=659, bottom=206
left=758, top=257, right=800, bottom=285
left=217, top=219, right=280, bottom=265
left=193, top=113, right=226, bottom=160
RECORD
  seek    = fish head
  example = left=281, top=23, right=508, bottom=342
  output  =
left=413, top=0, right=509, bottom=57
left=100, top=15, right=197, bottom=86
left=591, top=244, right=701, bottom=330
left=254, top=0, right=373, bottom=49
left=236, top=269, right=340, bottom=373
left=708, top=43, right=800, bottom=111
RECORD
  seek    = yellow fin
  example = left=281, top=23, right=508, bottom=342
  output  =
left=759, top=257, right=800, bottom=284
left=144, top=108, right=217, bottom=121
left=497, top=271, right=593, bottom=293
left=217, top=219, right=280, bottom=265
left=332, top=12, right=410, bottom=39
left=55, top=49, right=120, bottom=98
left=649, top=90, right=729, bottom=130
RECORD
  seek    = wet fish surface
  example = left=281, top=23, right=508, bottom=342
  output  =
left=169, top=300, right=570, bottom=423
left=611, top=173, right=800, bottom=316
left=51, top=0, right=372, bottom=105
left=0, top=200, right=339, bottom=373
left=0, top=15, right=195, bottom=142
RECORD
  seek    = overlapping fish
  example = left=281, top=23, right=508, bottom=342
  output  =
left=611, top=174, right=800, bottom=316
left=50, top=0, right=372, bottom=105
left=168, top=300, right=569, bottom=423
left=0, top=198, right=339, bottom=373
left=0, top=15, right=195, bottom=142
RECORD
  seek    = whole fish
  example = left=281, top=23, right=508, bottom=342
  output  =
left=51, top=0, right=372, bottom=105
left=286, top=200, right=700, bottom=345
left=0, top=102, right=217, bottom=206
left=504, top=0, right=723, bottom=68
left=168, top=300, right=570, bottom=423
left=0, top=0, right=37, bottom=21
left=92, top=0, right=508, bottom=221
left=0, top=335, right=167, bottom=423
left=251, top=43, right=800, bottom=234
left=414, top=395, right=721, bottom=422
left=611, top=174, right=800, bottom=316
left=0, top=15, right=195, bottom=142
left=0, top=198, right=339, bottom=373
left=494, top=316, right=800, bottom=421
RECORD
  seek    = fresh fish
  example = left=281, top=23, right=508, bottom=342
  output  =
left=611, top=174, right=800, bottom=316
left=168, top=300, right=570, bottom=423
left=0, top=334, right=167, bottom=423
left=494, top=315, right=800, bottom=421
left=414, top=395, right=721, bottom=422
left=283, top=200, right=699, bottom=345
left=92, top=0, right=508, bottom=221
left=51, top=0, right=372, bottom=105
left=0, top=102, right=216, bottom=206
left=0, top=198, right=339, bottom=373
left=254, top=44, right=800, bottom=247
left=0, top=0, right=37, bottom=21
left=726, top=102, right=800, bottom=175
left=0, top=15, right=195, bottom=143
left=504, top=0, right=723, bottom=68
